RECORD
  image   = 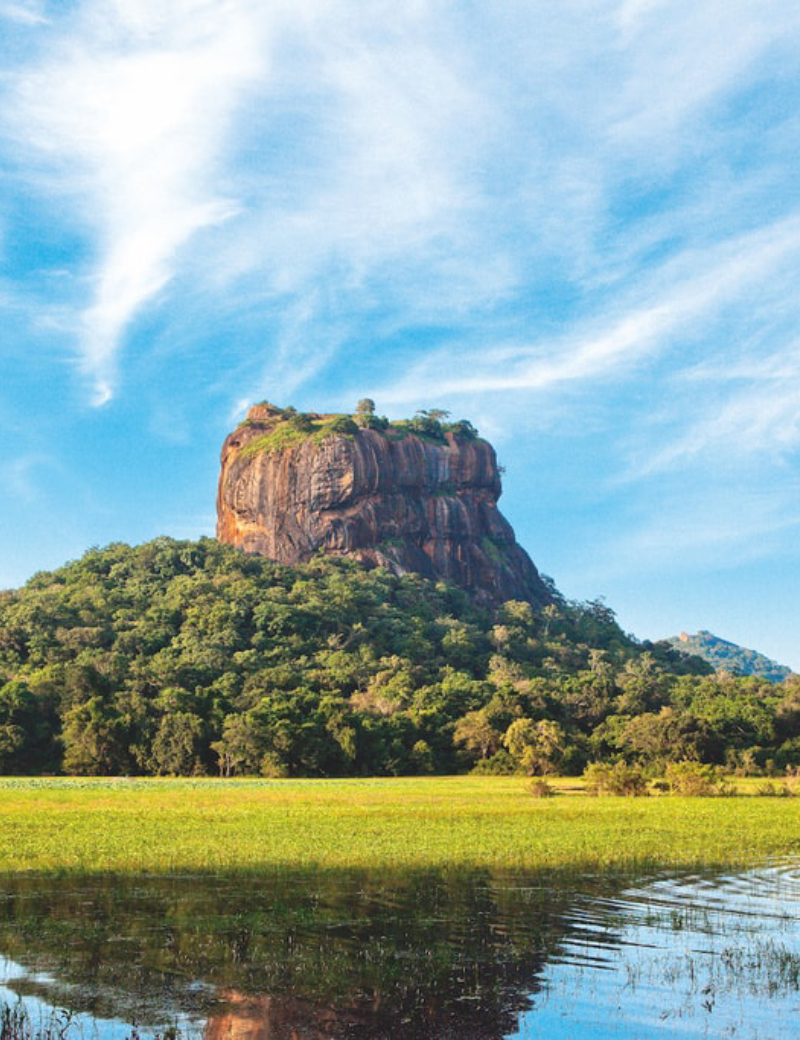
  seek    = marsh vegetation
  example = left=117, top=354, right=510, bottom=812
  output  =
left=0, top=776, right=799, bottom=874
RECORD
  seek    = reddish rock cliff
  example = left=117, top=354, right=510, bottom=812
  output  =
left=216, top=405, right=552, bottom=607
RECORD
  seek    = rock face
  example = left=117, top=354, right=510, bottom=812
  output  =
left=216, top=405, right=552, bottom=607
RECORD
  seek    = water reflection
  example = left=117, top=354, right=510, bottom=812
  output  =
left=513, top=862, right=800, bottom=1039
left=0, top=863, right=797, bottom=1039
left=0, top=868, right=574, bottom=1039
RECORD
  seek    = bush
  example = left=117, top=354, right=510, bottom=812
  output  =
left=408, top=413, right=445, bottom=440
left=664, top=760, right=733, bottom=797
left=355, top=413, right=389, bottom=431
left=260, top=752, right=288, bottom=778
left=755, top=780, right=795, bottom=798
left=583, top=761, right=649, bottom=796
left=326, top=416, right=359, bottom=436
left=472, top=750, right=518, bottom=775
left=529, top=777, right=556, bottom=798
left=287, top=412, right=314, bottom=432
left=444, top=420, right=479, bottom=440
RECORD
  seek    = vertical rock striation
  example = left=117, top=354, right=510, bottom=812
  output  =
left=216, top=406, right=552, bottom=607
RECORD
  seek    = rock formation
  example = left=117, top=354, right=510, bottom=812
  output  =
left=216, top=403, right=552, bottom=608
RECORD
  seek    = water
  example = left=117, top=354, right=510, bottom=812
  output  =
left=0, top=862, right=798, bottom=1039
left=512, top=863, right=800, bottom=1040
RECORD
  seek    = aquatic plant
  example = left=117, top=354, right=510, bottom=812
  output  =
left=0, top=1004, right=74, bottom=1040
left=0, top=1003, right=184, bottom=1040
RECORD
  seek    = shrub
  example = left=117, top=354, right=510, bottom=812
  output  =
left=472, top=750, right=518, bottom=775
left=408, top=412, right=446, bottom=440
left=724, top=747, right=765, bottom=776
left=355, top=413, right=389, bottom=431
left=664, top=760, right=733, bottom=797
left=583, top=761, right=649, bottom=796
left=444, top=419, right=479, bottom=439
left=260, top=753, right=288, bottom=778
left=287, top=412, right=314, bottom=432
left=529, top=777, right=556, bottom=798
left=325, top=416, right=359, bottom=436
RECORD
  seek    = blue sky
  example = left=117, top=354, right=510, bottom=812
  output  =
left=2, top=0, right=800, bottom=668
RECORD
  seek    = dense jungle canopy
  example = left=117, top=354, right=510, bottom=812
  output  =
left=0, top=537, right=798, bottom=777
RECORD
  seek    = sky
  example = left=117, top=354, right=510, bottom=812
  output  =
left=1, top=0, right=800, bottom=669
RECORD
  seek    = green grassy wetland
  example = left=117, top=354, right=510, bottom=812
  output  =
left=2, top=775, right=799, bottom=875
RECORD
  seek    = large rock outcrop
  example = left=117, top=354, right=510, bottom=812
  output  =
left=216, top=405, right=552, bottom=607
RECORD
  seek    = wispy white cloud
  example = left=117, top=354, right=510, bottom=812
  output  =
left=377, top=213, right=800, bottom=408
left=631, top=344, right=800, bottom=476
left=5, top=0, right=278, bottom=402
left=4, top=0, right=800, bottom=412
left=0, top=1, right=47, bottom=26
left=591, top=480, right=800, bottom=584
left=3, top=0, right=800, bottom=662
left=2, top=452, right=54, bottom=502
left=610, top=0, right=799, bottom=147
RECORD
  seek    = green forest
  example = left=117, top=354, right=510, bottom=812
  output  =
left=1, top=537, right=799, bottom=778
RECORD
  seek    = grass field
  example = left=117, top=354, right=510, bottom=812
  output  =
left=2, top=776, right=800, bottom=875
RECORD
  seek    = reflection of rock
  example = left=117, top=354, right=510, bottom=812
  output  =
left=204, top=994, right=278, bottom=1040
left=217, top=407, right=552, bottom=607
left=205, top=992, right=349, bottom=1040
left=0, top=870, right=597, bottom=1040
left=203, top=985, right=523, bottom=1040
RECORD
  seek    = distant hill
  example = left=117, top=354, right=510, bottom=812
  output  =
left=666, top=631, right=792, bottom=683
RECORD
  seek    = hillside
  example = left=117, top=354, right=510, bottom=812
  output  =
left=667, top=631, right=792, bottom=683
left=2, top=537, right=798, bottom=778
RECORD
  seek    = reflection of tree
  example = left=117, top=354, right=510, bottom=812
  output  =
left=0, top=869, right=631, bottom=1040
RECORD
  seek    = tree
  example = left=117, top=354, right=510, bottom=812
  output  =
left=212, top=712, right=270, bottom=776
left=503, top=718, right=566, bottom=774
left=356, top=413, right=389, bottom=431
left=615, top=653, right=667, bottom=714
left=409, top=410, right=448, bottom=439
left=411, top=739, right=435, bottom=773
left=356, top=399, right=375, bottom=415
left=620, top=707, right=721, bottom=765
left=150, top=711, right=205, bottom=775
left=0, top=680, right=55, bottom=773
left=541, top=604, right=560, bottom=638
left=62, top=697, right=130, bottom=775
left=454, top=709, right=502, bottom=761
left=447, top=420, right=478, bottom=439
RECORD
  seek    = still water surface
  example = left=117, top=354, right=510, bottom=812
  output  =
left=0, top=862, right=798, bottom=1039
